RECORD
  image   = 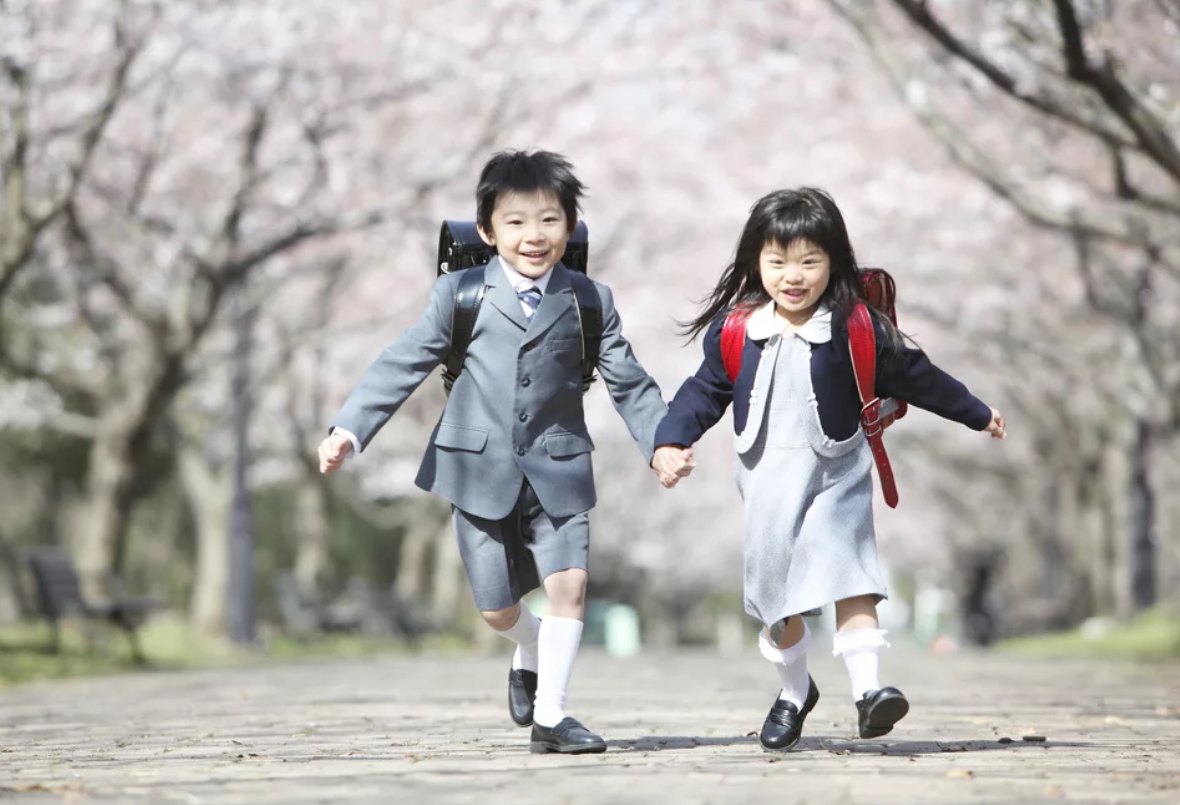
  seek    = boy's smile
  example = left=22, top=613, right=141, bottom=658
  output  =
left=477, top=190, right=572, bottom=279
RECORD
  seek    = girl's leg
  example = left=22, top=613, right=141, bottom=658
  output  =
left=833, top=594, right=908, bottom=738
left=760, top=615, right=812, bottom=709
left=482, top=603, right=541, bottom=672
left=832, top=594, right=889, bottom=700
left=533, top=568, right=587, bottom=727
left=757, top=615, right=819, bottom=752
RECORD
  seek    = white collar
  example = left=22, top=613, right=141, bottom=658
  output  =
left=498, top=257, right=554, bottom=294
left=744, top=300, right=833, bottom=344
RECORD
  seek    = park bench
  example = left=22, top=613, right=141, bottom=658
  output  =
left=26, top=546, right=162, bottom=665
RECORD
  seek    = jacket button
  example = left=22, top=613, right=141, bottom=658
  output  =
left=518, top=413, right=528, bottom=422
left=521, top=377, right=531, bottom=387
left=517, top=446, right=526, bottom=456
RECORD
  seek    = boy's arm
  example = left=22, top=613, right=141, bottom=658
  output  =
left=874, top=320, right=992, bottom=431
left=652, top=314, right=733, bottom=450
left=329, top=274, right=456, bottom=451
left=592, top=284, right=668, bottom=464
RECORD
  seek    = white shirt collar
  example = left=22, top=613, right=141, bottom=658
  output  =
left=498, top=257, right=554, bottom=294
left=745, top=300, right=833, bottom=344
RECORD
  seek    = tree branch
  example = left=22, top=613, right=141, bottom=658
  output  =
left=1050, top=0, right=1180, bottom=183
left=829, top=0, right=1173, bottom=260
left=886, top=0, right=1140, bottom=151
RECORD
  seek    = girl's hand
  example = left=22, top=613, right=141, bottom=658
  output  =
left=651, top=445, right=696, bottom=488
left=985, top=408, right=1006, bottom=440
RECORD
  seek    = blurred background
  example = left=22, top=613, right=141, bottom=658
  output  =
left=2, top=0, right=1178, bottom=681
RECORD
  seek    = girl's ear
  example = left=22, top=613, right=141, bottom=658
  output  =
left=476, top=223, right=495, bottom=247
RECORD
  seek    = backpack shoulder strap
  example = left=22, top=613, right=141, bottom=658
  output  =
left=567, top=271, right=602, bottom=392
left=720, top=310, right=748, bottom=383
left=442, top=265, right=487, bottom=395
left=847, top=302, right=899, bottom=508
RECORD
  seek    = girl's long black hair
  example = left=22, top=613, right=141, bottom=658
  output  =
left=682, top=187, right=903, bottom=351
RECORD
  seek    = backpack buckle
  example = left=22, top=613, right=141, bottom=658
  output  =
left=860, top=398, right=885, bottom=438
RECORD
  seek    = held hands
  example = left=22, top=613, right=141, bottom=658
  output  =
left=985, top=407, right=1006, bottom=440
left=318, top=433, right=354, bottom=473
left=651, top=444, right=696, bottom=488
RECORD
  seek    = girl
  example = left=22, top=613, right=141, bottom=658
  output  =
left=651, top=188, right=1005, bottom=752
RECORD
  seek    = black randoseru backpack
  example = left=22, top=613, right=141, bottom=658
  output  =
left=435, top=220, right=602, bottom=395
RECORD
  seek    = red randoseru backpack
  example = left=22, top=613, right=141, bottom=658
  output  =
left=719, top=268, right=908, bottom=508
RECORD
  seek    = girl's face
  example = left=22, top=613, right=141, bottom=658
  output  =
left=477, top=189, right=571, bottom=279
left=759, top=238, right=831, bottom=325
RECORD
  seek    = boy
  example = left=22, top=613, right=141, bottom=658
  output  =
left=319, top=150, right=691, bottom=753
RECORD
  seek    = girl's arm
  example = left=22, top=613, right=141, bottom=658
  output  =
left=653, top=315, right=735, bottom=449
left=874, top=319, right=992, bottom=431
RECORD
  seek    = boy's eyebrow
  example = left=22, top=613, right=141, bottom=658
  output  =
left=496, top=207, right=564, bottom=217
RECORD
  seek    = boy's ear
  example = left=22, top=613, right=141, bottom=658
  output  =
left=476, top=223, right=495, bottom=247
left=567, top=215, right=578, bottom=234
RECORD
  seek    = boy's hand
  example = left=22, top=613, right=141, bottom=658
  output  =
left=984, top=407, right=1006, bottom=440
left=651, top=445, right=696, bottom=488
left=318, top=433, right=354, bottom=473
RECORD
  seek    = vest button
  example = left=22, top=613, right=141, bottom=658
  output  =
left=518, top=413, right=528, bottom=422
left=521, top=377, right=531, bottom=387
left=517, top=446, right=526, bottom=456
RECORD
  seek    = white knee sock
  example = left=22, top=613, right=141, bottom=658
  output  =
left=533, top=616, right=584, bottom=728
left=758, top=622, right=812, bottom=710
left=832, top=628, right=890, bottom=701
left=495, top=603, right=540, bottom=672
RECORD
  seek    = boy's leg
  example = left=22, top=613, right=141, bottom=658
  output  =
left=833, top=594, right=908, bottom=738
left=757, top=616, right=819, bottom=752
left=483, top=603, right=541, bottom=672
left=529, top=566, right=604, bottom=753
left=518, top=490, right=603, bottom=754
left=533, top=567, right=587, bottom=728
left=451, top=504, right=541, bottom=726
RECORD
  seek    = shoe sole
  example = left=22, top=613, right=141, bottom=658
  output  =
left=760, top=736, right=801, bottom=754
left=529, top=740, right=607, bottom=755
left=510, top=714, right=534, bottom=728
left=860, top=696, right=910, bottom=739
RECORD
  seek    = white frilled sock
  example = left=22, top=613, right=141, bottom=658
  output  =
left=494, top=603, right=540, bottom=673
left=832, top=628, right=891, bottom=701
left=758, top=621, right=812, bottom=710
left=533, top=616, right=584, bottom=728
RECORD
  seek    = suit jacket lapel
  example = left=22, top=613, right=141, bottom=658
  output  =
left=483, top=257, right=529, bottom=331
left=524, top=263, right=573, bottom=340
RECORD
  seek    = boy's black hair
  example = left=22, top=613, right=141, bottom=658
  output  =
left=683, top=187, right=903, bottom=351
left=476, top=150, right=585, bottom=233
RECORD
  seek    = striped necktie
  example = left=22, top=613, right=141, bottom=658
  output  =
left=518, top=286, right=542, bottom=320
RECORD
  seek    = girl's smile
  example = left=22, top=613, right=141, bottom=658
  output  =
left=759, top=238, right=832, bottom=327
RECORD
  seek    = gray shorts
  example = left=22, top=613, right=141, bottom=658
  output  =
left=452, top=480, right=590, bottom=611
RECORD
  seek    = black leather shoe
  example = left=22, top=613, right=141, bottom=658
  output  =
left=856, top=686, right=909, bottom=739
left=508, top=669, right=538, bottom=727
left=529, top=717, right=607, bottom=754
left=760, top=675, right=820, bottom=752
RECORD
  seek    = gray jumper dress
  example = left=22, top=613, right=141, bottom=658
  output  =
left=735, top=303, right=886, bottom=628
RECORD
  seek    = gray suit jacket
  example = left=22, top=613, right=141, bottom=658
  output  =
left=331, top=257, right=667, bottom=521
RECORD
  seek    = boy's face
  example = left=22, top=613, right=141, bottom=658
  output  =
left=477, top=190, right=571, bottom=280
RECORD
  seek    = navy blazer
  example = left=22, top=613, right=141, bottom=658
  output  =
left=654, top=307, right=992, bottom=449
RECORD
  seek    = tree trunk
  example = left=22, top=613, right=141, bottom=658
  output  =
left=1130, top=419, right=1157, bottom=612
left=179, top=443, right=232, bottom=636
left=292, top=463, right=333, bottom=599
left=74, top=356, right=185, bottom=599
left=428, top=519, right=464, bottom=628
left=75, top=418, right=141, bottom=599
